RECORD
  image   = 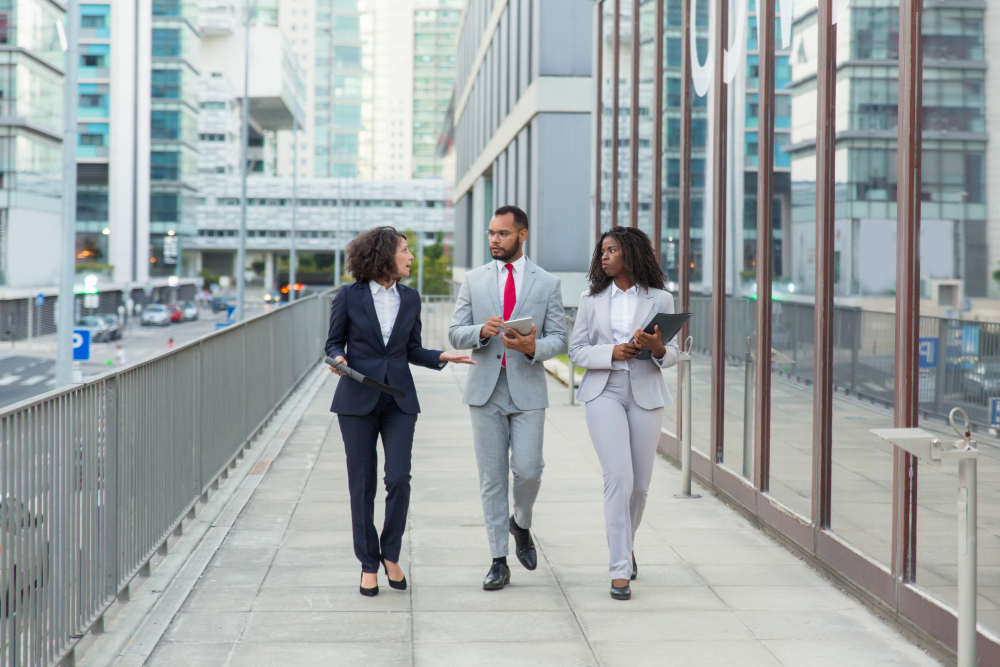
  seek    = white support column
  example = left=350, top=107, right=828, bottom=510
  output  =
left=264, top=251, right=275, bottom=291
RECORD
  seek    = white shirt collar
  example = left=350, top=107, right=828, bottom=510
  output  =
left=610, top=282, right=638, bottom=297
left=495, top=254, right=526, bottom=273
left=370, top=281, right=398, bottom=296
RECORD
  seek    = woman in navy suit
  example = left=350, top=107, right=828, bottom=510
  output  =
left=325, top=226, right=474, bottom=596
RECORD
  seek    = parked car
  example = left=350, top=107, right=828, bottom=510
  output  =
left=211, top=295, right=236, bottom=314
left=167, top=305, right=183, bottom=323
left=1, top=497, right=49, bottom=618
left=180, top=301, right=199, bottom=321
left=75, top=315, right=111, bottom=342
left=99, top=314, right=121, bottom=340
left=140, top=303, right=171, bottom=326
left=962, top=362, right=1000, bottom=404
left=263, top=291, right=282, bottom=303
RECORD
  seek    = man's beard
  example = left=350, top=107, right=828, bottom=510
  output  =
left=491, top=239, right=521, bottom=262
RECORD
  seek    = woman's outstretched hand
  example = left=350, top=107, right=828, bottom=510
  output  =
left=440, top=351, right=477, bottom=365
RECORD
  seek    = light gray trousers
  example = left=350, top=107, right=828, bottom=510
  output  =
left=469, top=369, right=545, bottom=558
left=584, top=369, right=664, bottom=579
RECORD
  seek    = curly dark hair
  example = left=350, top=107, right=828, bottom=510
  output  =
left=345, top=226, right=406, bottom=283
left=587, top=226, right=665, bottom=295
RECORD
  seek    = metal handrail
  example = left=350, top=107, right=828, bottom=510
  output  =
left=0, top=289, right=334, bottom=667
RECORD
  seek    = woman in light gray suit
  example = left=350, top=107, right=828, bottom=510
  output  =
left=568, top=226, right=680, bottom=600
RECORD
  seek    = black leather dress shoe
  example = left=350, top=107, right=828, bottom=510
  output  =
left=610, top=582, right=631, bottom=600
left=483, top=558, right=511, bottom=590
left=631, top=554, right=637, bottom=581
left=509, top=515, right=537, bottom=571
left=360, top=573, right=379, bottom=597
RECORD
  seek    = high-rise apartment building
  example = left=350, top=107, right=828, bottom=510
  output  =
left=74, top=0, right=152, bottom=286
left=413, top=0, right=461, bottom=179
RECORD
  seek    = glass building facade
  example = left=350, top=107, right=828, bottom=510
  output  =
left=596, top=0, right=1000, bottom=659
left=314, top=0, right=366, bottom=177
left=150, top=0, right=200, bottom=275
left=412, top=1, right=460, bottom=178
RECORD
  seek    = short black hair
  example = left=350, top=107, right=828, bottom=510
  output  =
left=493, top=205, right=528, bottom=230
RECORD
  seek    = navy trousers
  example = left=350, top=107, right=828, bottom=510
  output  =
left=337, top=389, right=418, bottom=573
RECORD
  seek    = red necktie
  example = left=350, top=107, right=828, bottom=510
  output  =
left=502, top=264, right=515, bottom=367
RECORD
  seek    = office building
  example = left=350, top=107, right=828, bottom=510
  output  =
left=450, top=0, right=593, bottom=289
left=412, top=0, right=461, bottom=179
left=0, top=0, right=65, bottom=288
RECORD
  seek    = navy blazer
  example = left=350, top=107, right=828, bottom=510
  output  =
left=325, top=281, right=444, bottom=416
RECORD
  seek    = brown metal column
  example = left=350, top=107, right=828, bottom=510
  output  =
left=892, top=0, right=923, bottom=584
left=676, top=0, right=692, bottom=437
left=812, top=0, right=836, bottom=529
left=753, top=0, right=775, bottom=492
left=595, top=1, right=604, bottom=243
left=652, top=0, right=664, bottom=250
left=630, top=0, right=640, bottom=228
left=709, top=0, right=728, bottom=464
left=611, top=0, right=621, bottom=228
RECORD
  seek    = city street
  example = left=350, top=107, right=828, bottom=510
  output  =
left=0, top=296, right=274, bottom=408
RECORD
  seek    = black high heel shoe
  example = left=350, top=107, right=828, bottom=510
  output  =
left=382, top=559, right=407, bottom=591
left=359, top=572, right=379, bottom=597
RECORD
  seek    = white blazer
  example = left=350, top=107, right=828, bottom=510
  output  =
left=568, top=285, right=680, bottom=410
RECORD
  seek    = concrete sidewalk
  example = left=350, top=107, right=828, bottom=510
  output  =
left=135, top=365, right=939, bottom=667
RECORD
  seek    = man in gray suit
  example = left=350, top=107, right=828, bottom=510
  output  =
left=449, top=205, right=567, bottom=590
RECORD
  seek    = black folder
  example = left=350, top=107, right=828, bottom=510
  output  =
left=633, top=313, right=692, bottom=360
left=325, top=357, right=407, bottom=399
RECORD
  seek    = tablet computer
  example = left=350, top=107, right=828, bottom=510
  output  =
left=503, top=317, right=533, bottom=336
left=634, top=313, right=692, bottom=360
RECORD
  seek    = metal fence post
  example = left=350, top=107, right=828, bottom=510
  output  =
left=743, top=337, right=754, bottom=480
left=934, top=316, right=947, bottom=415
left=566, top=312, right=575, bottom=406
left=104, top=375, right=119, bottom=601
left=675, top=336, right=700, bottom=499
left=850, top=307, right=861, bottom=394
left=957, top=448, right=978, bottom=667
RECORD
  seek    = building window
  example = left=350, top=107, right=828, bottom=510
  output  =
left=79, top=133, right=104, bottom=146
left=151, top=110, right=181, bottom=140
left=152, top=29, right=181, bottom=57
left=77, top=191, right=108, bottom=221
left=152, top=0, right=182, bottom=17
left=151, top=152, right=180, bottom=180
left=152, top=69, right=181, bottom=99
left=333, top=45, right=361, bottom=70
left=151, top=192, right=179, bottom=221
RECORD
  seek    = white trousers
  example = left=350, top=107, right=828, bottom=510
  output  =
left=584, top=369, right=664, bottom=579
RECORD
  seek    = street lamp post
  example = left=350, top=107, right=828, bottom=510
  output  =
left=56, top=0, right=80, bottom=387
left=289, top=115, right=298, bottom=302
left=235, top=0, right=252, bottom=321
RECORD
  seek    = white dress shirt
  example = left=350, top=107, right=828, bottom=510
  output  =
left=609, top=283, right=638, bottom=370
left=496, top=254, right=526, bottom=315
left=369, top=280, right=400, bottom=346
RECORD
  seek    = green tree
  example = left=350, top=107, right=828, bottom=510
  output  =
left=403, top=230, right=452, bottom=295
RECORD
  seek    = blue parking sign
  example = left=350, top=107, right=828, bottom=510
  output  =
left=991, top=398, right=1000, bottom=428
left=918, top=338, right=937, bottom=369
left=34, top=293, right=44, bottom=308
left=72, top=329, right=90, bottom=361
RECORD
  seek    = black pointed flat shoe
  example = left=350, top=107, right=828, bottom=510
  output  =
left=611, top=581, right=631, bottom=600
left=382, top=559, right=407, bottom=590
left=360, top=573, right=379, bottom=597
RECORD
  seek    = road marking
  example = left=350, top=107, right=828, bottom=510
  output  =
left=0, top=375, right=21, bottom=386
left=21, top=375, right=47, bottom=386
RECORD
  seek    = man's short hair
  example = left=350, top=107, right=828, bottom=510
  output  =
left=493, top=205, right=528, bottom=230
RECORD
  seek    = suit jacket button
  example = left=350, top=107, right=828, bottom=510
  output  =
left=496, top=354, right=501, bottom=359
left=383, top=355, right=388, bottom=360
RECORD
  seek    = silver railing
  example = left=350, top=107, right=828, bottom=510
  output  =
left=0, top=290, right=333, bottom=667
left=421, top=294, right=457, bottom=351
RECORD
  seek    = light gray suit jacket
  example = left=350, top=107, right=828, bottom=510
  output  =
left=568, top=285, right=680, bottom=410
left=449, top=258, right=567, bottom=409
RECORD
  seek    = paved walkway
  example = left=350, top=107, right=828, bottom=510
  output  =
left=119, top=365, right=941, bottom=667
